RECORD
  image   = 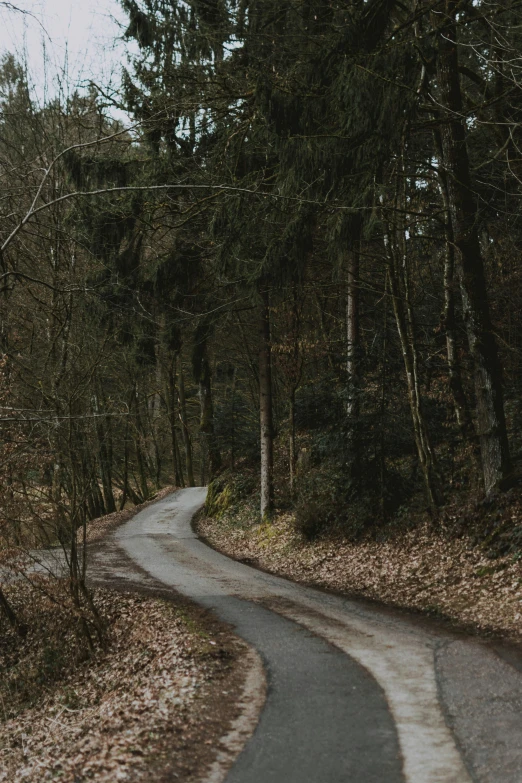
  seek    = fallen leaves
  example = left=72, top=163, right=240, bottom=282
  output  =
left=0, top=583, right=239, bottom=782
left=197, top=506, right=522, bottom=641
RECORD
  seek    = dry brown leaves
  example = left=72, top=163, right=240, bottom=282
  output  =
left=0, top=583, right=234, bottom=782
left=197, top=508, right=522, bottom=640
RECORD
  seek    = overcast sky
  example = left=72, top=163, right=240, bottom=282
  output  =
left=0, top=0, right=132, bottom=111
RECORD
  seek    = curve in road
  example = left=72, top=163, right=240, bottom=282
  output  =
left=88, top=488, right=522, bottom=783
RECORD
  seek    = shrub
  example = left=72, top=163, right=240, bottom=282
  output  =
left=293, top=498, right=329, bottom=541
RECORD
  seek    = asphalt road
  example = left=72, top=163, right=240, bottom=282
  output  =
left=88, top=488, right=522, bottom=783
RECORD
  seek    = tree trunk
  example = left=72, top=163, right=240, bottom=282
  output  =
left=133, top=385, right=150, bottom=500
left=382, top=179, right=440, bottom=509
left=346, top=230, right=361, bottom=479
left=0, top=585, right=25, bottom=635
left=93, top=387, right=116, bottom=514
left=200, top=446, right=207, bottom=487
left=196, top=345, right=222, bottom=481
left=148, top=349, right=163, bottom=489
left=433, top=132, right=476, bottom=440
left=178, top=360, right=195, bottom=487
left=438, top=173, right=477, bottom=447
left=229, top=366, right=237, bottom=469
left=442, top=213, right=474, bottom=433
left=436, top=4, right=511, bottom=493
left=289, top=387, right=296, bottom=495
left=119, top=421, right=130, bottom=510
left=380, top=272, right=389, bottom=514
left=167, top=357, right=184, bottom=486
left=118, top=389, right=135, bottom=509
left=387, top=254, right=439, bottom=509
left=259, top=285, right=274, bottom=520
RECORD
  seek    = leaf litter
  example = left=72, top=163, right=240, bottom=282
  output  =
left=1, top=497, right=249, bottom=782
left=197, top=503, right=522, bottom=641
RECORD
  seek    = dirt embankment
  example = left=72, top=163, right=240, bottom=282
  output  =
left=197, top=503, right=522, bottom=642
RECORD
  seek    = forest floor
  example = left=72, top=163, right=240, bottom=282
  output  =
left=197, top=495, right=522, bottom=643
left=0, top=493, right=250, bottom=783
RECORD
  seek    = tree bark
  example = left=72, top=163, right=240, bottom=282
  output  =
left=442, top=212, right=474, bottom=433
left=133, top=384, right=150, bottom=500
left=196, top=346, right=222, bottom=481
left=259, top=285, right=274, bottom=520
left=0, top=585, right=25, bottom=635
left=93, top=385, right=116, bottom=514
left=229, top=366, right=237, bottom=469
left=289, top=387, right=296, bottom=495
left=387, top=251, right=439, bottom=509
left=148, top=346, right=163, bottom=489
left=346, top=228, right=361, bottom=480
left=437, top=170, right=477, bottom=443
left=432, top=131, right=476, bottom=441
left=167, top=356, right=184, bottom=486
left=118, top=388, right=135, bottom=509
left=119, top=420, right=130, bottom=510
left=178, top=360, right=195, bottom=487
left=380, top=272, right=389, bottom=514
left=436, top=3, right=511, bottom=493
left=382, top=176, right=440, bottom=509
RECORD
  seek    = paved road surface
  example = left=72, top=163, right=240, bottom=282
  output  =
left=87, top=488, right=522, bottom=783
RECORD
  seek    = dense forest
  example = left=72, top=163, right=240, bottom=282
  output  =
left=2, top=0, right=522, bottom=626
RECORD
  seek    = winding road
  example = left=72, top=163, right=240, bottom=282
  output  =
left=88, top=488, right=522, bottom=783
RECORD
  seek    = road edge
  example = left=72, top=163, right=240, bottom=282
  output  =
left=202, top=645, right=266, bottom=783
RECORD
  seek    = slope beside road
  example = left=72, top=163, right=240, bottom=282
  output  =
left=88, top=488, right=522, bottom=783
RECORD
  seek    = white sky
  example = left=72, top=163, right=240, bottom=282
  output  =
left=0, top=0, right=134, bottom=114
